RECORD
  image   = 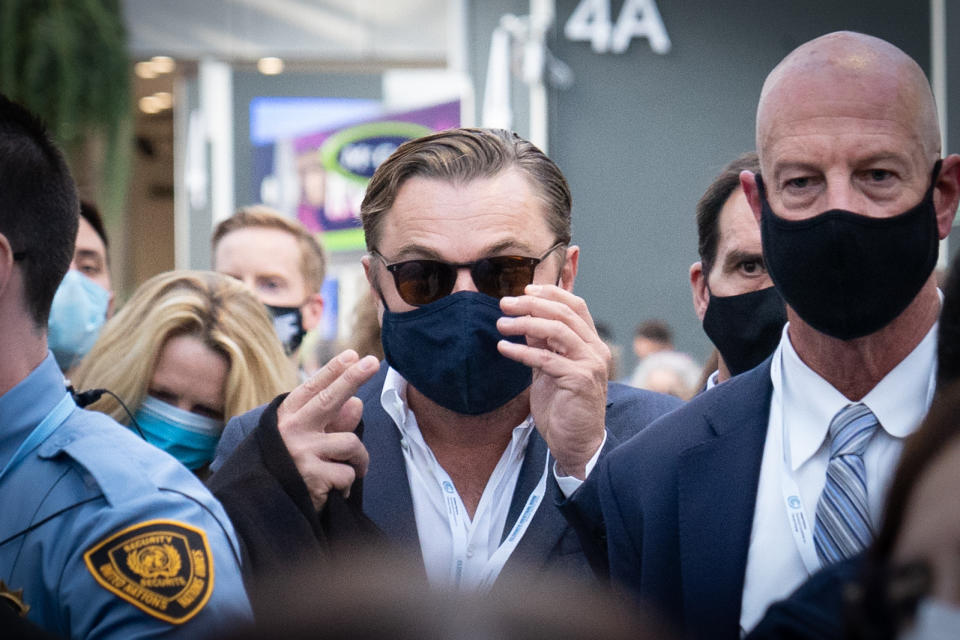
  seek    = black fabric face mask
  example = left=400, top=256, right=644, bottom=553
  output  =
left=702, top=285, right=787, bottom=376
left=380, top=291, right=531, bottom=416
left=265, top=303, right=306, bottom=355
left=757, top=161, right=941, bottom=341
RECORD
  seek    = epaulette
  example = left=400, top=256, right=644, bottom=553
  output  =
left=38, top=410, right=168, bottom=507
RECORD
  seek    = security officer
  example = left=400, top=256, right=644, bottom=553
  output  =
left=0, top=96, right=251, bottom=636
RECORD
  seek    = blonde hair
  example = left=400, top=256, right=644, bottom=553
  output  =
left=73, top=270, right=298, bottom=423
left=212, top=205, right=326, bottom=294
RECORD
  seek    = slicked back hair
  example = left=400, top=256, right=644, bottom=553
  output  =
left=360, top=128, right=572, bottom=251
left=696, top=152, right=759, bottom=278
left=0, top=94, right=79, bottom=327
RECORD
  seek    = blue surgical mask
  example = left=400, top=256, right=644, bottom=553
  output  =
left=132, top=395, right=223, bottom=470
left=380, top=290, right=531, bottom=415
left=48, top=270, right=110, bottom=371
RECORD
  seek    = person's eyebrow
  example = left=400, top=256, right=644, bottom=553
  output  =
left=388, top=239, right=537, bottom=262
left=74, top=249, right=104, bottom=265
left=722, top=249, right=764, bottom=272
left=771, top=162, right=821, bottom=185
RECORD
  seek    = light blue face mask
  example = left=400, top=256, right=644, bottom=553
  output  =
left=47, top=269, right=110, bottom=371
left=132, top=395, right=224, bottom=470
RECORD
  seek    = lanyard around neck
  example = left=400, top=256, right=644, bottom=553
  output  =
left=773, top=345, right=936, bottom=575
left=771, top=347, right=821, bottom=575
left=433, top=443, right=550, bottom=592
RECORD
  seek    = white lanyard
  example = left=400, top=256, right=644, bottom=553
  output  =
left=434, top=449, right=550, bottom=592
left=773, top=345, right=937, bottom=576
left=771, top=347, right=821, bottom=574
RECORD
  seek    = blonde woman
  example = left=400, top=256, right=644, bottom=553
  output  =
left=73, top=270, right=298, bottom=475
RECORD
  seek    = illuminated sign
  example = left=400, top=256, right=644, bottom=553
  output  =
left=564, top=0, right=671, bottom=54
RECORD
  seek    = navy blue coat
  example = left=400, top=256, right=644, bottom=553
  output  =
left=569, top=358, right=775, bottom=639
left=210, top=362, right=681, bottom=586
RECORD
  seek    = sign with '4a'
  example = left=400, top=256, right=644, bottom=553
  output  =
left=564, top=0, right=671, bottom=55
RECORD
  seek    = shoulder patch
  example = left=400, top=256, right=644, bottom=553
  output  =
left=83, top=520, right=214, bottom=624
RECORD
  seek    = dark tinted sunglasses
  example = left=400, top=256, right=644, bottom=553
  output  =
left=373, top=242, right=566, bottom=306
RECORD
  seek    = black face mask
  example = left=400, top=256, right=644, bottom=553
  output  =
left=702, top=285, right=787, bottom=376
left=757, top=161, right=941, bottom=341
left=380, top=291, right=531, bottom=415
left=265, top=303, right=306, bottom=355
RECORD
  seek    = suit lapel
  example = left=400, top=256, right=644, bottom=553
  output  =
left=495, top=430, right=568, bottom=579
left=499, top=391, right=628, bottom=578
left=677, top=363, right=773, bottom=638
left=360, top=369, right=419, bottom=549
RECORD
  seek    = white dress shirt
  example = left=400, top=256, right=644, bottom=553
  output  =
left=705, top=369, right=720, bottom=390
left=739, top=322, right=937, bottom=633
left=380, top=367, right=548, bottom=591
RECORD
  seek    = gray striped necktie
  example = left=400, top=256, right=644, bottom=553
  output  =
left=813, top=403, right=879, bottom=566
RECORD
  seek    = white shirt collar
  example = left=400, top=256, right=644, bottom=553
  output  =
left=381, top=366, right=410, bottom=431
left=779, top=319, right=938, bottom=472
left=705, top=369, right=720, bottom=390
left=379, top=365, right=535, bottom=449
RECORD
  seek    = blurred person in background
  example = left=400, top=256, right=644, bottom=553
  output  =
left=47, top=200, right=114, bottom=374
left=627, top=320, right=698, bottom=393
left=0, top=93, right=250, bottom=638
left=689, top=152, right=786, bottom=388
left=73, top=270, right=298, bottom=476
left=212, top=205, right=325, bottom=371
left=631, top=319, right=673, bottom=362
left=630, top=350, right=702, bottom=400
left=628, top=319, right=700, bottom=394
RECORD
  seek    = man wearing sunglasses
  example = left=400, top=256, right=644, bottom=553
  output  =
left=208, top=128, right=680, bottom=595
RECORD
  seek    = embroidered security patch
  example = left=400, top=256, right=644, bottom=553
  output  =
left=83, top=520, right=214, bottom=624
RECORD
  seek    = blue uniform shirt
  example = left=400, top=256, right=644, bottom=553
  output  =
left=0, top=353, right=252, bottom=638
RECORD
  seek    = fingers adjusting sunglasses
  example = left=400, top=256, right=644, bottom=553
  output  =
left=372, top=242, right=567, bottom=306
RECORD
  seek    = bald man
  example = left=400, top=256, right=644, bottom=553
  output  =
left=553, top=32, right=960, bottom=639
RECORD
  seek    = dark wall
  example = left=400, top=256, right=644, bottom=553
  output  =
left=947, top=1, right=960, bottom=265
left=542, top=0, right=930, bottom=372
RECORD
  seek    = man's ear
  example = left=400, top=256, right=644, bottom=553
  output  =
left=361, top=255, right=385, bottom=323
left=934, top=154, right=960, bottom=239
left=361, top=254, right=373, bottom=286
left=300, top=293, right=324, bottom=332
left=690, top=261, right=709, bottom=321
left=560, top=245, right=580, bottom=292
left=0, top=232, right=15, bottom=298
left=740, top=170, right=763, bottom=224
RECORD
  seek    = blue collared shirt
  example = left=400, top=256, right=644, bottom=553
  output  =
left=0, top=353, right=252, bottom=638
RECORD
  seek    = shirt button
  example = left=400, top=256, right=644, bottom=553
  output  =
left=400, top=438, right=409, bottom=451
left=466, top=545, right=474, bottom=558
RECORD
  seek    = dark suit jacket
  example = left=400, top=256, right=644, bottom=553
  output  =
left=746, top=556, right=861, bottom=640
left=210, top=362, right=681, bottom=587
left=569, top=358, right=775, bottom=640
left=206, top=393, right=383, bottom=612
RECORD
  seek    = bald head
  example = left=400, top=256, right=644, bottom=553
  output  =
left=757, top=31, right=940, bottom=168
